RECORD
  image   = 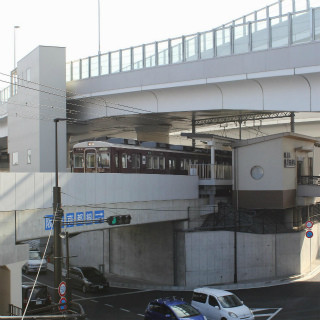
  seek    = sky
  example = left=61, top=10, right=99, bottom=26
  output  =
left=0, top=0, right=278, bottom=89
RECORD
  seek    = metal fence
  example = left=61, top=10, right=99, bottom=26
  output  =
left=189, top=164, right=232, bottom=180
left=65, top=0, right=320, bottom=82
left=1, top=0, right=320, bottom=104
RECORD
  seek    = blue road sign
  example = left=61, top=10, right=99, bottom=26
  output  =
left=95, top=210, right=104, bottom=224
left=306, top=230, right=313, bottom=238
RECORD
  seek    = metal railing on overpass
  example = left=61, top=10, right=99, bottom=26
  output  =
left=65, top=0, right=320, bottom=82
left=1, top=0, right=320, bottom=104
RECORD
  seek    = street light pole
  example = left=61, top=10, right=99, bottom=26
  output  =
left=53, top=118, right=68, bottom=304
left=14, top=26, right=20, bottom=69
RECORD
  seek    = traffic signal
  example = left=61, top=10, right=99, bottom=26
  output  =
left=106, top=215, right=131, bottom=226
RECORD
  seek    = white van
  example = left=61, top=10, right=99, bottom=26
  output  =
left=191, top=287, right=254, bottom=320
left=22, top=250, right=47, bottom=274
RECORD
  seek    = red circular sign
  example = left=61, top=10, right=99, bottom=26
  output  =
left=305, top=221, right=313, bottom=229
left=58, top=281, right=67, bottom=297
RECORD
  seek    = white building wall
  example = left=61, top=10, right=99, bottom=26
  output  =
left=237, top=138, right=284, bottom=191
left=7, top=46, right=66, bottom=173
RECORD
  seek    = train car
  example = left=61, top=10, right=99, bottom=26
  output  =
left=72, top=140, right=211, bottom=175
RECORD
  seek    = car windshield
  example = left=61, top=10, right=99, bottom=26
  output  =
left=217, top=294, right=243, bottom=308
left=81, top=268, right=102, bottom=278
left=29, top=251, right=41, bottom=260
left=171, top=303, right=201, bottom=318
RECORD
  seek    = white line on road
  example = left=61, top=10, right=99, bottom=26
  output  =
left=120, top=308, right=130, bottom=313
left=104, top=304, right=113, bottom=308
left=90, top=300, right=99, bottom=303
left=137, top=314, right=145, bottom=317
left=72, top=289, right=153, bottom=302
left=267, top=308, right=282, bottom=319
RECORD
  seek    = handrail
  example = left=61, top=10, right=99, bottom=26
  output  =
left=189, top=164, right=232, bottom=180
left=64, top=0, right=320, bottom=82
left=1, top=0, right=319, bottom=103
left=298, top=175, right=320, bottom=185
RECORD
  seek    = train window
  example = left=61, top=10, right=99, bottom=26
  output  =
left=86, top=153, right=96, bottom=168
left=132, top=154, right=141, bottom=169
left=74, top=154, right=84, bottom=168
left=153, top=156, right=159, bottom=169
left=159, top=156, right=165, bottom=170
left=98, top=152, right=110, bottom=168
left=180, top=159, right=185, bottom=170
left=169, top=159, right=176, bottom=169
left=115, top=154, right=119, bottom=168
left=146, top=155, right=152, bottom=169
left=122, top=154, right=128, bottom=168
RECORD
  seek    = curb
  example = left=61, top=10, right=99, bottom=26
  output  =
left=48, top=262, right=320, bottom=291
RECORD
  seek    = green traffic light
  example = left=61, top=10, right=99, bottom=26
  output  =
left=112, top=217, right=117, bottom=225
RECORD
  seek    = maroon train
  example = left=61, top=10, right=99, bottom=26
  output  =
left=72, top=138, right=211, bottom=174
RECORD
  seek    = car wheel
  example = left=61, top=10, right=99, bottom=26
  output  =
left=82, top=285, right=87, bottom=294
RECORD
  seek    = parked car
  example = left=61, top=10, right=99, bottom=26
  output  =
left=22, top=282, right=52, bottom=312
left=191, top=288, right=254, bottom=320
left=22, top=250, right=47, bottom=274
left=69, top=266, right=109, bottom=293
left=145, top=297, right=207, bottom=320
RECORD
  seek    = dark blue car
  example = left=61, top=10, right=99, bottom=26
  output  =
left=145, top=297, right=206, bottom=320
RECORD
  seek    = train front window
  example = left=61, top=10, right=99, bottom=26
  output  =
left=86, top=153, right=96, bottom=168
left=74, top=154, right=84, bottom=168
left=98, top=152, right=110, bottom=168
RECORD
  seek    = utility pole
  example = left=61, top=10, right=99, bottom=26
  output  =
left=53, top=118, right=67, bottom=303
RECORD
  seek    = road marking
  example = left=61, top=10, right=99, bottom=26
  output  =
left=120, top=308, right=130, bottom=312
left=72, top=289, right=154, bottom=302
left=137, top=314, right=144, bottom=317
left=267, top=308, right=282, bottom=319
left=252, top=307, right=282, bottom=319
left=90, top=300, right=99, bottom=303
left=104, top=304, right=113, bottom=308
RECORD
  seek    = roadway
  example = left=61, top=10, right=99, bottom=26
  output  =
left=23, top=269, right=320, bottom=319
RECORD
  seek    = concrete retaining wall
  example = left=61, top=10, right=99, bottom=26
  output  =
left=0, top=172, right=198, bottom=211
left=185, top=223, right=320, bottom=287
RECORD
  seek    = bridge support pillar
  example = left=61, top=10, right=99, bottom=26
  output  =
left=135, top=125, right=171, bottom=143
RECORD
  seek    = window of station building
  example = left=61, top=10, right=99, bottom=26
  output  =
left=132, top=154, right=141, bottom=169
left=159, top=156, right=165, bottom=170
left=27, top=149, right=31, bottom=164
left=86, top=153, right=96, bottom=168
left=74, top=154, right=84, bottom=168
left=26, top=68, right=31, bottom=82
left=12, top=152, right=18, bottom=165
left=98, top=152, right=110, bottom=168
left=122, top=153, right=128, bottom=168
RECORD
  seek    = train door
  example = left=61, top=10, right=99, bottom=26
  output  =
left=85, top=149, right=97, bottom=173
left=132, top=153, right=141, bottom=173
left=114, top=151, right=120, bottom=173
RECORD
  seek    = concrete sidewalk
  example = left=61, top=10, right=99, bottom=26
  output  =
left=48, top=262, right=320, bottom=292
